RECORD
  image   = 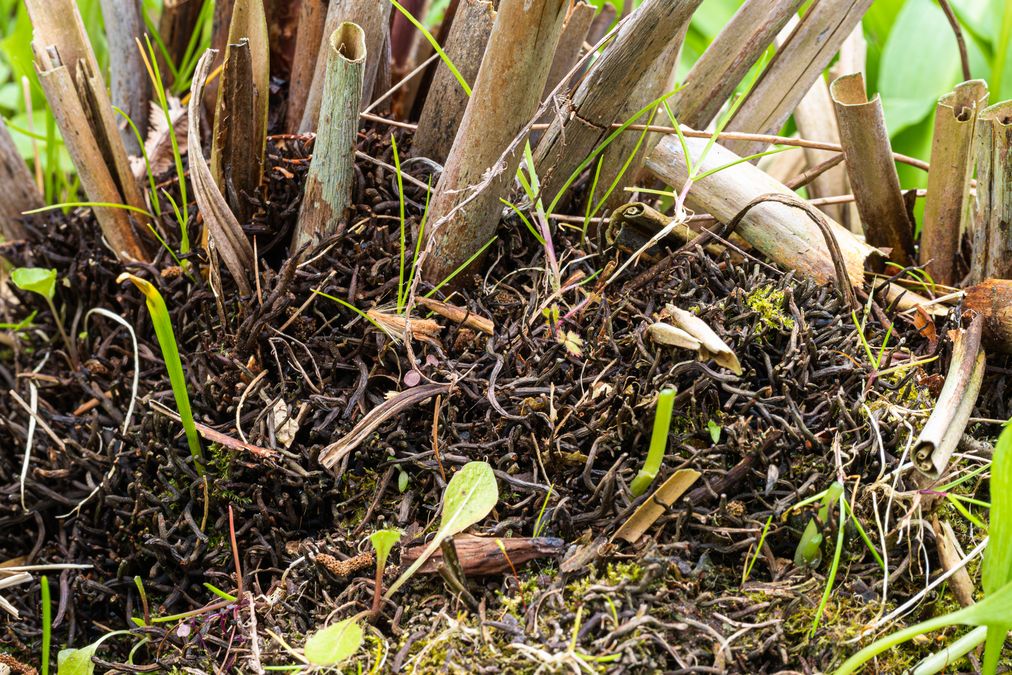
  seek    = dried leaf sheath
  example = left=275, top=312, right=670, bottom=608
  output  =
left=969, top=101, right=1012, bottom=282
left=188, top=51, right=255, bottom=296
left=293, top=23, right=367, bottom=249
left=670, top=0, right=803, bottom=130
left=422, top=0, right=569, bottom=282
left=211, top=0, right=270, bottom=215
left=33, top=48, right=150, bottom=261
left=721, top=0, right=873, bottom=158
left=211, top=39, right=260, bottom=223
left=920, top=80, right=988, bottom=285
left=25, top=0, right=151, bottom=261
left=412, top=0, right=495, bottom=164
left=287, top=0, right=329, bottom=132
left=830, top=73, right=915, bottom=266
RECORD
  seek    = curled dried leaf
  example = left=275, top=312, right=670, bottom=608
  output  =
left=647, top=322, right=701, bottom=350
left=665, top=304, right=743, bottom=375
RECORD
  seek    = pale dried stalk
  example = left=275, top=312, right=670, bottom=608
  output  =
left=99, top=0, right=150, bottom=154
left=0, top=120, right=41, bottom=240
left=189, top=51, right=255, bottom=295
left=211, top=40, right=259, bottom=223
left=613, top=469, right=700, bottom=543
left=300, top=0, right=391, bottom=131
left=293, top=24, right=366, bottom=249
left=913, top=314, right=985, bottom=478
left=964, top=279, right=1012, bottom=353
left=286, top=0, right=329, bottom=132
left=415, top=297, right=494, bottom=335
left=670, top=0, right=804, bottom=130
left=422, top=0, right=568, bottom=282
left=596, top=26, right=685, bottom=213
left=969, top=101, right=1012, bottom=282
left=722, top=0, right=873, bottom=158
left=645, top=134, right=873, bottom=288
left=534, top=0, right=704, bottom=205
left=33, top=48, right=150, bottom=261
left=541, top=2, right=595, bottom=100
left=774, top=17, right=850, bottom=229
left=320, top=383, right=450, bottom=468
left=920, top=80, right=988, bottom=285
left=412, top=0, right=495, bottom=163
left=830, top=73, right=915, bottom=266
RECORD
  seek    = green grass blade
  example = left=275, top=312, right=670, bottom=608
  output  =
left=41, top=575, right=51, bottom=675
left=424, top=235, right=498, bottom=297
left=119, top=274, right=203, bottom=471
left=390, top=0, right=471, bottom=96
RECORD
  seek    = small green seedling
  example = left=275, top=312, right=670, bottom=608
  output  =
left=794, top=481, right=844, bottom=569
left=368, top=528, right=402, bottom=616
left=41, top=575, right=51, bottom=675
left=118, top=273, right=203, bottom=472
left=304, top=617, right=364, bottom=667
left=384, top=461, right=498, bottom=599
left=11, top=267, right=77, bottom=364
left=630, top=388, right=677, bottom=497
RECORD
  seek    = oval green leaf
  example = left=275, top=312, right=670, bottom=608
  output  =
left=57, top=644, right=98, bottom=675
left=304, top=617, right=364, bottom=666
left=11, top=267, right=56, bottom=300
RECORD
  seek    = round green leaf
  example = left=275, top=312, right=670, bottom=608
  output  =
left=439, top=461, right=499, bottom=534
left=11, top=267, right=56, bottom=300
left=57, top=644, right=98, bottom=675
left=304, top=618, right=364, bottom=666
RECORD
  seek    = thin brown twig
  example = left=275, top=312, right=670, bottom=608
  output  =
left=228, top=505, right=244, bottom=598
left=936, top=0, right=972, bottom=81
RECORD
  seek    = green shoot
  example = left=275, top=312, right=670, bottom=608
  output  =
left=137, top=35, right=190, bottom=253
left=23, top=202, right=154, bottom=219
left=424, top=235, right=498, bottom=298
left=202, top=582, right=238, bottom=602
left=810, top=487, right=845, bottom=636
left=842, top=499, right=886, bottom=570
left=982, top=422, right=1012, bottom=673
left=389, top=0, right=470, bottom=95
left=41, top=575, right=51, bottom=675
left=501, top=197, right=546, bottom=245
left=312, top=289, right=390, bottom=336
left=742, top=516, right=772, bottom=584
left=118, top=273, right=203, bottom=471
left=392, top=134, right=408, bottom=313
left=368, top=528, right=402, bottom=615
left=581, top=156, right=605, bottom=241
left=794, top=481, right=844, bottom=568
left=113, top=105, right=160, bottom=217
left=630, top=388, right=677, bottom=497
left=402, top=175, right=433, bottom=309
left=533, top=483, right=554, bottom=537
left=11, top=267, right=77, bottom=364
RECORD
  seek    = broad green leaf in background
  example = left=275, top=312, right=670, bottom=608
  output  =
left=11, top=267, right=56, bottom=300
left=878, top=0, right=964, bottom=136
left=383, top=461, right=499, bottom=599
left=303, top=618, right=364, bottom=666
left=57, top=644, right=98, bottom=675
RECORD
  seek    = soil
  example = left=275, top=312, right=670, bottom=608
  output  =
left=1, top=124, right=1009, bottom=674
